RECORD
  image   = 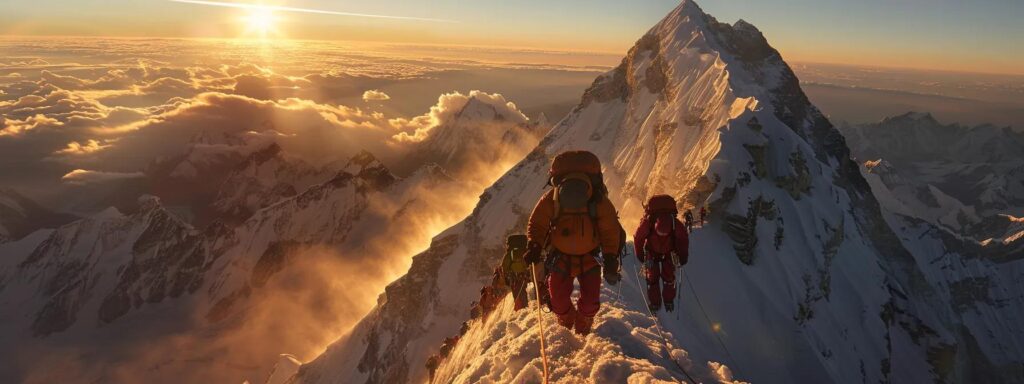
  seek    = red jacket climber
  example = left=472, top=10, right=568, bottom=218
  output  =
left=634, top=195, right=689, bottom=312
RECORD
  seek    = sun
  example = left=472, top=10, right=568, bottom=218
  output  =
left=241, top=7, right=279, bottom=39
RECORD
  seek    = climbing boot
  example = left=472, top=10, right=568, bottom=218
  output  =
left=556, top=308, right=577, bottom=330
left=574, top=314, right=595, bottom=336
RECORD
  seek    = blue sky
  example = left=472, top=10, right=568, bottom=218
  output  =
left=1, top=0, right=1021, bottom=74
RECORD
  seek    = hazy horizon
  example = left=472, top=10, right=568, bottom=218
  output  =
left=2, top=0, right=1022, bottom=76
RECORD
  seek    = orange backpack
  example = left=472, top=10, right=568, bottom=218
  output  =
left=546, top=151, right=614, bottom=255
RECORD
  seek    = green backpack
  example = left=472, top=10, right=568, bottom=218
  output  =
left=503, top=234, right=529, bottom=276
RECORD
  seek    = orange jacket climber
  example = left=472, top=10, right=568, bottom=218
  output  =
left=524, top=150, right=623, bottom=336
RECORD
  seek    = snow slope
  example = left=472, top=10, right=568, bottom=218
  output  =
left=429, top=246, right=738, bottom=384
left=292, top=1, right=1024, bottom=383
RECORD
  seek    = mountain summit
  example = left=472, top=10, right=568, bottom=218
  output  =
left=292, top=1, right=1024, bottom=383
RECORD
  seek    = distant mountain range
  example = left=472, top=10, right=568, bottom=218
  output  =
left=0, top=93, right=547, bottom=383
left=842, top=112, right=1024, bottom=246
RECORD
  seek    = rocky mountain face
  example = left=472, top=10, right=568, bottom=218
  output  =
left=291, top=2, right=1024, bottom=384
left=843, top=112, right=1024, bottom=240
left=209, top=143, right=336, bottom=225
left=0, top=152, right=415, bottom=381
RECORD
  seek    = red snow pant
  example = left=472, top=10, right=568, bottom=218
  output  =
left=547, top=252, right=602, bottom=333
left=645, top=253, right=676, bottom=306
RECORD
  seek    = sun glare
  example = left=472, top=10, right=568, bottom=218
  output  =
left=242, top=7, right=279, bottom=39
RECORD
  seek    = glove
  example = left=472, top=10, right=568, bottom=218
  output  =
left=524, top=242, right=543, bottom=264
left=603, top=254, right=621, bottom=285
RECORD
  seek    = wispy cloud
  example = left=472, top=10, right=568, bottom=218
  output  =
left=167, top=0, right=458, bottom=23
left=61, top=169, right=144, bottom=185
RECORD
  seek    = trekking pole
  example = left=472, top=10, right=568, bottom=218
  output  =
left=530, top=263, right=550, bottom=384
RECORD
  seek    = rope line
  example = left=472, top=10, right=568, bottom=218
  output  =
left=682, top=267, right=742, bottom=379
left=531, top=263, right=550, bottom=384
left=631, top=261, right=699, bottom=384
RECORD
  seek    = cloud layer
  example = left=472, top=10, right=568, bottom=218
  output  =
left=60, top=169, right=145, bottom=185
left=0, top=45, right=553, bottom=203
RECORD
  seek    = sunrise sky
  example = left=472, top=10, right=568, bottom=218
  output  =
left=1, top=0, right=1022, bottom=75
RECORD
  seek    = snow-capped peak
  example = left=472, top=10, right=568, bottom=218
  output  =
left=341, top=150, right=385, bottom=176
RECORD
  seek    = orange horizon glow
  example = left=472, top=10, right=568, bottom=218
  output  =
left=1, top=1, right=1021, bottom=77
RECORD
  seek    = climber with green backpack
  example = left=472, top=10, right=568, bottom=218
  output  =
left=524, top=150, right=625, bottom=336
left=493, top=234, right=531, bottom=311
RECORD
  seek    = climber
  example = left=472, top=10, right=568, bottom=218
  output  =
left=635, top=195, right=689, bottom=312
left=426, top=354, right=440, bottom=379
left=683, top=209, right=694, bottom=233
left=439, top=336, right=459, bottom=358
left=699, top=205, right=708, bottom=226
left=478, top=285, right=500, bottom=319
left=496, top=234, right=530, bottom=311
left=525, top=150, right=624, bottom=336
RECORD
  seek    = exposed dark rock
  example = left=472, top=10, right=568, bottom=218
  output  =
left=949, top=277, right=993, bottom=314
left=744, top=144, right=768, bottom=179
left=775, top=150, right=811, bottom=199
left=251, top=240, right=304, bottom=288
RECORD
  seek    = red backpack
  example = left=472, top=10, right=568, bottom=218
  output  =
left=643, top=195, right=687, bottom=258
left=646, top=195, right=678, bottom=215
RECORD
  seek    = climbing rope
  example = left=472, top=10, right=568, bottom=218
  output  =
left=531, top=263, right=550, bottom=384
left=682, top=267, right=743, bottom=379
left=631, top=261, right=699, bottom=384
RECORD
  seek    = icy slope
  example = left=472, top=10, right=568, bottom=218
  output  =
left=292, top=1, right=1023, bottom=383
